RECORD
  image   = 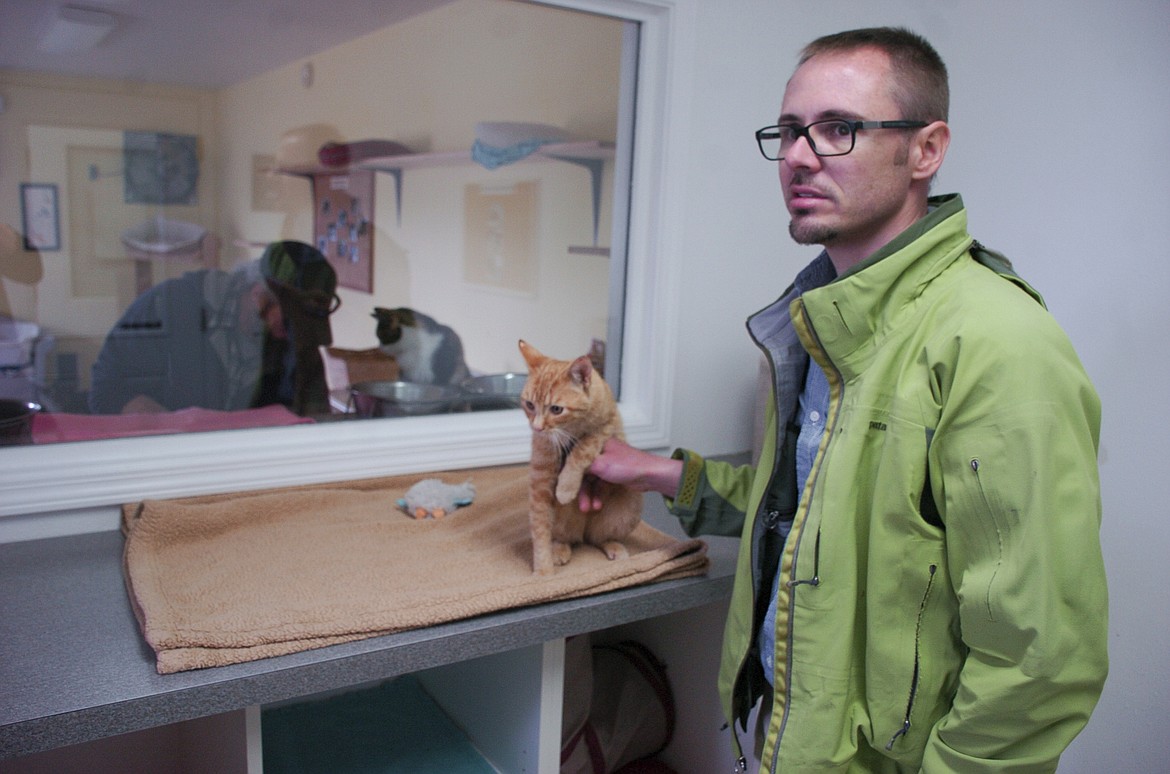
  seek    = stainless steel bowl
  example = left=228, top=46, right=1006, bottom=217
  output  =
left=461, top=372, right=527, bottom=410
left=0, top=399, right=41, bottom=446
left=348, top=380, right=460, bottom=418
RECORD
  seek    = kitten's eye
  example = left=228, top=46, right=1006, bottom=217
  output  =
left=522, top=400, right=535, bottom=412
left=549, top=405, right=564, bottom=415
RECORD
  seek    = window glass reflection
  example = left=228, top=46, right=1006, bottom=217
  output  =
left=0, top=0, right=628, bottom=445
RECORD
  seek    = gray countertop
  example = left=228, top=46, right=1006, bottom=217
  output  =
left=0, top=489, right=740, bottom=760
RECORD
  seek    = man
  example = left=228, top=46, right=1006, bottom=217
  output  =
left=583, top=27, right=1107, bottom=772
left=90, top=240, right=338, bottom=417
left=0, top=223, right=44, bottom=321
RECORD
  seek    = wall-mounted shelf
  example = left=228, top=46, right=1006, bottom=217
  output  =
left=568, top=245, right=611, bottom=257
left=277, top=140, right=613, bottom=176
left=278, top=140, right=614, bottom=242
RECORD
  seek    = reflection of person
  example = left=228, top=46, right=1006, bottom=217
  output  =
left=582, top=28, right=1107, bottom=772
left=89, top=241, right=338, bottom=416
left=0, top=223, right=44, bottom=321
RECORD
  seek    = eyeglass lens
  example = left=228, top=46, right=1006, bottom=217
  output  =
left=759, top=120, right=855, bottom=160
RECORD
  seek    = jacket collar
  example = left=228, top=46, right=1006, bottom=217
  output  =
left=796, top=193, right=972, bottom=378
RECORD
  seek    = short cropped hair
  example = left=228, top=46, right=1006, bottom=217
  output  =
left=799, top=27, right=949, bottom=123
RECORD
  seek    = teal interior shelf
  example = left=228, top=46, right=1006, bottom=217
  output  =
left=262, top=675, right=496, bottom=774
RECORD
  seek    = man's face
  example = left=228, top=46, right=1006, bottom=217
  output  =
left=250, top=283, right=288, bottom=340
left=778, top=47, right=925, bottom=268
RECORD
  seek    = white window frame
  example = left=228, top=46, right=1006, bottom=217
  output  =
left=0, top=0, right=691, bottom=520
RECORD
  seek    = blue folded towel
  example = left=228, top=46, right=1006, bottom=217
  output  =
left=470, top=121, right=572, bottom=169
left=472, top=137, right=556, bottom=169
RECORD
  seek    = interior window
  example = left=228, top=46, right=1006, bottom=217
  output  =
left=0, top=0, right=632, bottom=445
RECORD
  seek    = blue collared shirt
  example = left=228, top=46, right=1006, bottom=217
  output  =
left=758, top=361, right=829, bottom=684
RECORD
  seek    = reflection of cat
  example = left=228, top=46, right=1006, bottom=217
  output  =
left=519, top=340, right=643, bottom=576
left=372, top=307, right=470, bottom=385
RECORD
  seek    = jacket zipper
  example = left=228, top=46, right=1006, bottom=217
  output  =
left=767, top=298, right=838, bottom=772
left=786, top=529, right=821, bottom=588
left=728, top=342, right=783, bottom=771
left=730, top=502, right=784, bottom=771
left=886, top=563, right=938, bottom=750
left=968, top=457, right=1001, bottom=621
left=788, top=298, right=835, bottom=594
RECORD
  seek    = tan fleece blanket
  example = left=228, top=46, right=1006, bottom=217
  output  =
left=122, top=464, right=708, bottom=674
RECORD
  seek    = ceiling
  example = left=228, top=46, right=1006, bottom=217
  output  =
left=0, top=0, right=455, bottom=89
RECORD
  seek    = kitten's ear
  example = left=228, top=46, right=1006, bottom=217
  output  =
left=372, top=307, right=388, bottom=320
left=519, top=339, right=546, bottom=369
left=569, top=356, right=593, bottom=389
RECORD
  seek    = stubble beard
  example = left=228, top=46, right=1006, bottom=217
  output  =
left=788, top=217, right=838, bottom=247
left=785, top=173, right=838, bottom=246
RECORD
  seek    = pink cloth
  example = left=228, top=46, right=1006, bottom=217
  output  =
left=31, top=405, right=313, bottom=443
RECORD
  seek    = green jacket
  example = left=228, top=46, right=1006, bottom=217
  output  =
left=669, top=195, right=1107, bottom=772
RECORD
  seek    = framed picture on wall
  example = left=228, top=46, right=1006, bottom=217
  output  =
left=463, top=181, right=537, bottom=295
left=122, top=131, right=200, bottom=206
left=20, top=182, right=61, bottom=251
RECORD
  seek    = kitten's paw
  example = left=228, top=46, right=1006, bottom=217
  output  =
left=599, top=541, right=629, bottom=561
left=555, top=479, right=578, bottom=505
left=552, top=541, right=573, bottom=566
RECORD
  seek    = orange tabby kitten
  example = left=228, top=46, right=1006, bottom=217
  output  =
left=519, top=340, right=643, bottom=575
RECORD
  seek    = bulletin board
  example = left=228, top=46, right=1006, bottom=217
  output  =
left=312, top=170, right=374, bottom=292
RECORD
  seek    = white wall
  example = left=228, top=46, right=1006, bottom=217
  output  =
left=663, top=1, right=1169, bottom=770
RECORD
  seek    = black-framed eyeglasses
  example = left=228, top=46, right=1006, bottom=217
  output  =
left=755, top=119, right=928, bottom=161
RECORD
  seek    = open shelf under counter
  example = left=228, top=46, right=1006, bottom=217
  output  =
left=0, top=480, right=740, bottom=771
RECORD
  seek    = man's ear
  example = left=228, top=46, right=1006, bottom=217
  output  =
left=911, top=120, right=951, bottom=182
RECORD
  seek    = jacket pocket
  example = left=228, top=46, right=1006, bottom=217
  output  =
left=885, top=563, right=937, bottom=752
left=865, top=539, right=960, bottom=764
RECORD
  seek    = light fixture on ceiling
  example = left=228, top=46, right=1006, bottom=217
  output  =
left=37, top=5, right=119, bottom=55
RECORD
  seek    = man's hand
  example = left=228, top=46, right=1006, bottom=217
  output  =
left=577, top=438, right=684, bottom=512
left=121, top=394, right=167, bottom=414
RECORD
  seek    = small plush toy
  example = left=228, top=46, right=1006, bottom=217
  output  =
left=397, top=478, right=476, bottom=520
